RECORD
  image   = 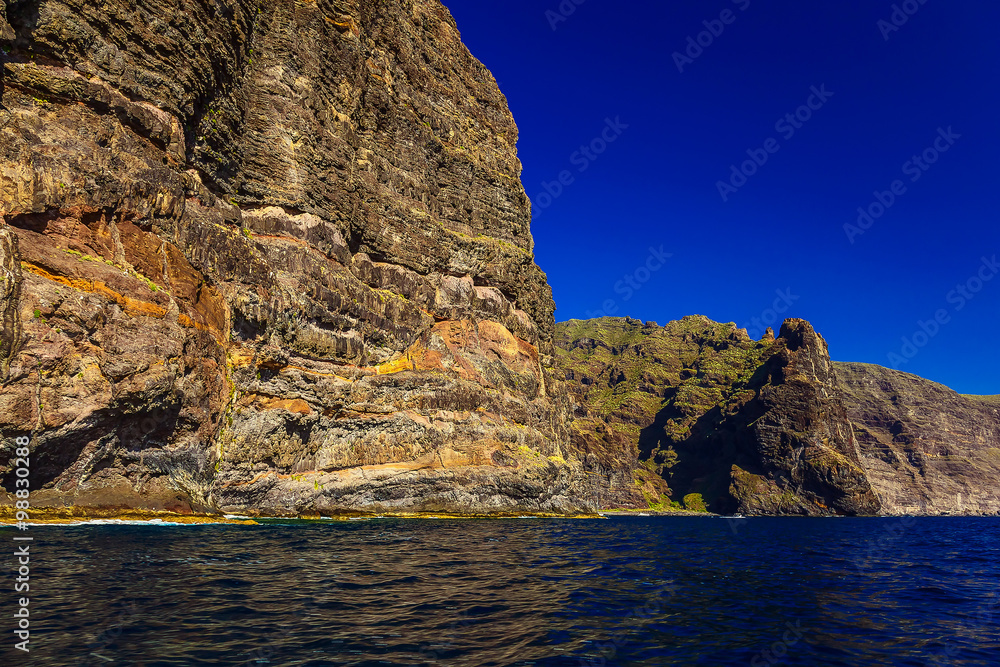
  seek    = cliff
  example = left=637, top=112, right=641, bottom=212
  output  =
left=837, top=363, right=1000, bottom=515
left=3, top=2, right=995, bottom=520
left=555, top=317, right=1000, bottom=516
left=0, top=0, right=591, bottom=516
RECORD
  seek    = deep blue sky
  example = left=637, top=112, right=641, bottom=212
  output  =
left=444, top=0, right=999, bottom=395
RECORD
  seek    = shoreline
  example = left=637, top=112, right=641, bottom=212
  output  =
left=2, top=507, right=997, bottom=526
left=597, top=509, right=717, bottom=517
left=0, top=507, right=608, bottom=525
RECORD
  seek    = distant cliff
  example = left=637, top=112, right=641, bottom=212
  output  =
left=838, top=363, right=1000, bottom=515
left=0, top=0, right=591, bottom=516
left=555, top=317, right=1000, bottom=516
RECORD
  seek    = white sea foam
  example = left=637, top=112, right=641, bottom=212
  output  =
left=14, top=519, right=193, bottom=527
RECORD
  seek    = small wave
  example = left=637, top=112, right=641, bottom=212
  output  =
left=15, top=516, right=1000, bottom=664
left=47, top=519, right=192, bottom=527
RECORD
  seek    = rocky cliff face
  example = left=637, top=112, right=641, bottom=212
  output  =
left=0, top=0, right=591, bottom=515
left=555, top=316, right=999, bottom=516
left=556, top=317, right=1000, bottom=515
left=4, top=2, right=994, bottom=520
left=555, top=316, right=880, bottom=515
left=726, top=320, right=880, bottom=516
left=837, top=363, right=1000, bottom=515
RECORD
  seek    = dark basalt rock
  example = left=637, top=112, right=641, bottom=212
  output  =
left=724, top=320, right=880, bottom=516
left=554, top=316, right=877, bottom=515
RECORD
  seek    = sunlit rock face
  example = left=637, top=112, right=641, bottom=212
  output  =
left=0, top=0, right=591, bottom=515
left=837, top=363, right=1000, bottom=516
left=4, top=2, right=994, bottom=519
left=555, top=316, right=881, bottom=515
left=555, top=316, right=999, bottom=516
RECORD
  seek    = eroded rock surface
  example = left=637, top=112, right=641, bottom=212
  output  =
left=555, top=316, right=880, bottom=515
left=555, top=316, right=998, bottom=516
left=0, top=0, right=589, bottom=515
left=3, top=1, right=994, bottom=518
left=838, top=363, right=1000, bottom=515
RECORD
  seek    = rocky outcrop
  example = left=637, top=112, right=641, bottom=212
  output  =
left=0, top=4, right=13, bottom=41
left=557, top=316, right=1000, bottom=516
left=837, top=363, right=1000, bottom=515
left=556, top=316, right=1000, bottom=516
left=3, top=1, right=995, bottom=519
left=0, top=0, right=590, bottom=515
left=726, top=320, right=880, bottom=516
left=556, top=316, right=881, bottom=515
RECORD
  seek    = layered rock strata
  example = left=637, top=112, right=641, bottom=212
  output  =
left=837, top=363, right=1000, bottom=515
left=0, top=0, right=590, bottom=515
left=2, top=1, right=995, bottom=519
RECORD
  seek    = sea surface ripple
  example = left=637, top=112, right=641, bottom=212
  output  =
left=2, top=517, right=999, bottom=666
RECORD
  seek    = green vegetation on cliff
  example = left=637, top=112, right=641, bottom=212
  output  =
left=555, top=316, right=882, bottom=516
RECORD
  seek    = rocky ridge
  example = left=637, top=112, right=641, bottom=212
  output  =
left=555, top=316, right=999, bottom=516
left=838, top=363, right=1000, bottom=515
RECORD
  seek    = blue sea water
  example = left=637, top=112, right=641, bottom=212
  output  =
left=2, top=517, right=999, bottom=666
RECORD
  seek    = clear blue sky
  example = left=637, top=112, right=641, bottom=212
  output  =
left=444, top=0, right=999, bottom=395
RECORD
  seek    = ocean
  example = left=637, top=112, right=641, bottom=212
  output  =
left=3, top=516, right=999, bottom=666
